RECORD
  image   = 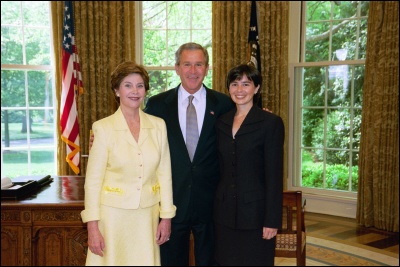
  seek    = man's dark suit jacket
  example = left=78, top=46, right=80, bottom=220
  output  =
left=144, top=84, right=234, bottom=223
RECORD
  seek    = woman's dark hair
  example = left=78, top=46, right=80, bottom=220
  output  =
left=111, top=61, right=150, bottom=92
left=226, top=63, right=262, bottom=104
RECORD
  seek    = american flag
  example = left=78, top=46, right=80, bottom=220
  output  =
left=248, top=0, right=262, bottom=108
left=60, top=1, right=83, bottom=174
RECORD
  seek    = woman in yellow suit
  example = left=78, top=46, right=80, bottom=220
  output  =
left=81, top=61, right=176, bottom=266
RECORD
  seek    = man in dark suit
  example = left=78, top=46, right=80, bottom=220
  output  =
left=144, top=42, right=234, bottom=266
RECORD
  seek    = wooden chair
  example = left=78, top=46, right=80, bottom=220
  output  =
left=275, top=190, right=306, bottom=266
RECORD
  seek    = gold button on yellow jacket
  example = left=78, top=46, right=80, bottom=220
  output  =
left=81, top=107, right=176, bottom=223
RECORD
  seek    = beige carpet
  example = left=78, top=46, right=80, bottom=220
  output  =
left=276, top=235, right=399, bottom=266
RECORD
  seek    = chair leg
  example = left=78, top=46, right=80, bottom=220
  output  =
left=297, top=248, right=306, bottom=266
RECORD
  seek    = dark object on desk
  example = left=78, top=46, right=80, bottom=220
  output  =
left=1, top=175, right=53, bottom=199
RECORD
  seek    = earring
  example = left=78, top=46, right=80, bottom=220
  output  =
left=116, top=93, right=120, bottom=97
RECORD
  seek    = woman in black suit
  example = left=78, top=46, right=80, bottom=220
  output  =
left=214, top=64, right=284, bottom=266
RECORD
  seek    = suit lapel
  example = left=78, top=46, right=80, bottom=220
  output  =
left=112, top=108, right=138, bottom=147
left=137, top=109, right=150, bottom=147
left=198, top=89, right=219, bottom=142
left=218, top=109, right=235, bottom=137
left=163, top=87, right=185, bottom=143
left=235, top=106, right=263, bottom=137
left=113, top=108, right=153, bottom=148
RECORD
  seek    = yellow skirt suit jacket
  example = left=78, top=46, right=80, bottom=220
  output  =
left=81, top=107, right=176, bottom=220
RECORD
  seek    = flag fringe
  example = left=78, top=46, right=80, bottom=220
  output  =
left=61, top=135, right=80, bottom=174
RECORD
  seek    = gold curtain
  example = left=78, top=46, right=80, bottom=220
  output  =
left=51, top=1, right=136, bottom=175
left=212, top=1, right=289, bottom=189
left=357, top=1, right=399, bottom=232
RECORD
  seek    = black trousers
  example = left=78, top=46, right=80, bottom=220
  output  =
left=160, top=219, right=215, bottom=266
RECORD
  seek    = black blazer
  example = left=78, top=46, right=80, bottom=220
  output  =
left=214, top=105, right=284, bottom=230
left=144, top=85, right=234, bottom=223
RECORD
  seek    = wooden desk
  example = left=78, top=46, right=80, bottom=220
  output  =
left=1, top=176, right=196, bottom=266
left=1, top=176, right=87, bottom=266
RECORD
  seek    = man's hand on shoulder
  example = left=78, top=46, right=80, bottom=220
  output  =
left=89, top=131, right=94, bottom=150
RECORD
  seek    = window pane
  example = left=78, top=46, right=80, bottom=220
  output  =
left=1, top=1, right=22, bottom=25
left=3, top=148, right=56, bottom=178
left=168, top=2, right=191, bottom=29
left=31, top=148, right=55, bottom=175
left=143, top=1, right=166, bottom=28
left=306, top=1, right=331, bottom=21
left=360, top=1, right=370, bottom=16
left=326, top=150, right=350, bottom=190
left=332, top=21, right=358, bottom=61
left=28, top=70, right=53, bottom=107
left=303, top=66, right=325, bottom=106
left=1, top=110, right=28, bottom=148
left=2, top=150, right=29, bottom=177
left=353, top=65, right=364, bottom=107
left=167, top=30, right=191, bottom=65
left=30, top=110, right=55, bottom=144
left=301, top=148, right=324, bottom=188
left=358, top=18, right=368, bottom=59
left=192, top=1, right=212, bottom=28
left=326, top=108, right=351, bottom=150
left=1, top=26, right=24, bottom=64
left=332, top=1, right=358, bottom=20
left=147, top=70, right=168, bottom=99
left=143, top=29, right=166, bottom=66
left=305, top=21, right=330, bottom=62
left=167, top=70, right=182, bottom=88
left=1, top=70, right=26, bottom=107
left=328, top=64, right=351, bottom=106
left=23, top=1, right=50, bottom=26
left=25, top=27, right=51, bottom=65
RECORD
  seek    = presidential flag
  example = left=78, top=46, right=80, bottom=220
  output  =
left=60, top=1, right=83, bottom=174
left=248, top=0, right=262, bottom=107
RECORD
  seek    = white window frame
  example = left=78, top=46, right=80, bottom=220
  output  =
left=288, top=1, right=367, bottom=218
left=1, top=1, right=57, bottom=178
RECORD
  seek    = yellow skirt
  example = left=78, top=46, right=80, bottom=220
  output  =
left=86, top=204, right=160, bottom=266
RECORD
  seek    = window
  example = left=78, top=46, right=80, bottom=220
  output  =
left=288, top=1, right=369, bottom=216
left=1, top=1, right=56, bottom=178
left=137, top=1, right=212, bottom=103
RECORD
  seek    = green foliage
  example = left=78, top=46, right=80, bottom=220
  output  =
left=301, top=150, right=358, bottom=192
left=301, top=159, right=324, bottom=188
left=3, top=150, right=55, bottom=178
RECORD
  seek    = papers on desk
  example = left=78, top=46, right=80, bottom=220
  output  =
left=1, top=177, right=13, bottom=189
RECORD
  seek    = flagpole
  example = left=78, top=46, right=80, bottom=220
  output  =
left=248, top=1, right=262, bottom=108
